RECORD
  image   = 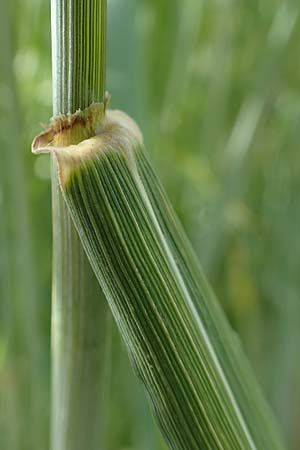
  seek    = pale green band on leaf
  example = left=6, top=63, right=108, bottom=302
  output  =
left=32, top=104, right=285, bottom=450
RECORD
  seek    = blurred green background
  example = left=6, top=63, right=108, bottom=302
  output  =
left=0, top=0, right=299, bottom=449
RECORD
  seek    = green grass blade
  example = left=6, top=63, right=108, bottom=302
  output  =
left=33, top=105, right=286, bottom=450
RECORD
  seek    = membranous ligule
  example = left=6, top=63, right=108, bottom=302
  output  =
left=32, top=98, right=143, bottom=188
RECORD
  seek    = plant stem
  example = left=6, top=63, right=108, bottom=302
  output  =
left=50, top=2, right=109, bottom=450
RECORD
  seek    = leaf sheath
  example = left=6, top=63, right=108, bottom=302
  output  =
left=33, top=107, right=285, bottom=450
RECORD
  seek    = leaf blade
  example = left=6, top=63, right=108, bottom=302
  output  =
left=38, top=106, right=286, bottom=450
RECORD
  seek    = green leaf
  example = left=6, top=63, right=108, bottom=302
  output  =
left=33, top=104, right=286, bottom=450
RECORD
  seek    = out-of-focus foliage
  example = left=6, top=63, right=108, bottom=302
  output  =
left=138, top=2, right=300, bottom=448
left=0, top=0, right=299, bottom=449
left=0, top=2, right=51, bottom=450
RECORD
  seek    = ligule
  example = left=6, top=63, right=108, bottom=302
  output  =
left=32, top=104, right=285, bottom=450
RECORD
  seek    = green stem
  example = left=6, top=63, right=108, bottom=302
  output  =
left=50, top=2, right=109, bottom=450
left=51, top=0, right=106, bottom=115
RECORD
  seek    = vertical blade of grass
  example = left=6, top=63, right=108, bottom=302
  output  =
left=50, top=2, right=110, bottom=450
left=33, top=107, right=286, bottom=450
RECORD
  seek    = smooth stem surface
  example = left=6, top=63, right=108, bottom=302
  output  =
left=50, top=1, right=109, bottom=450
